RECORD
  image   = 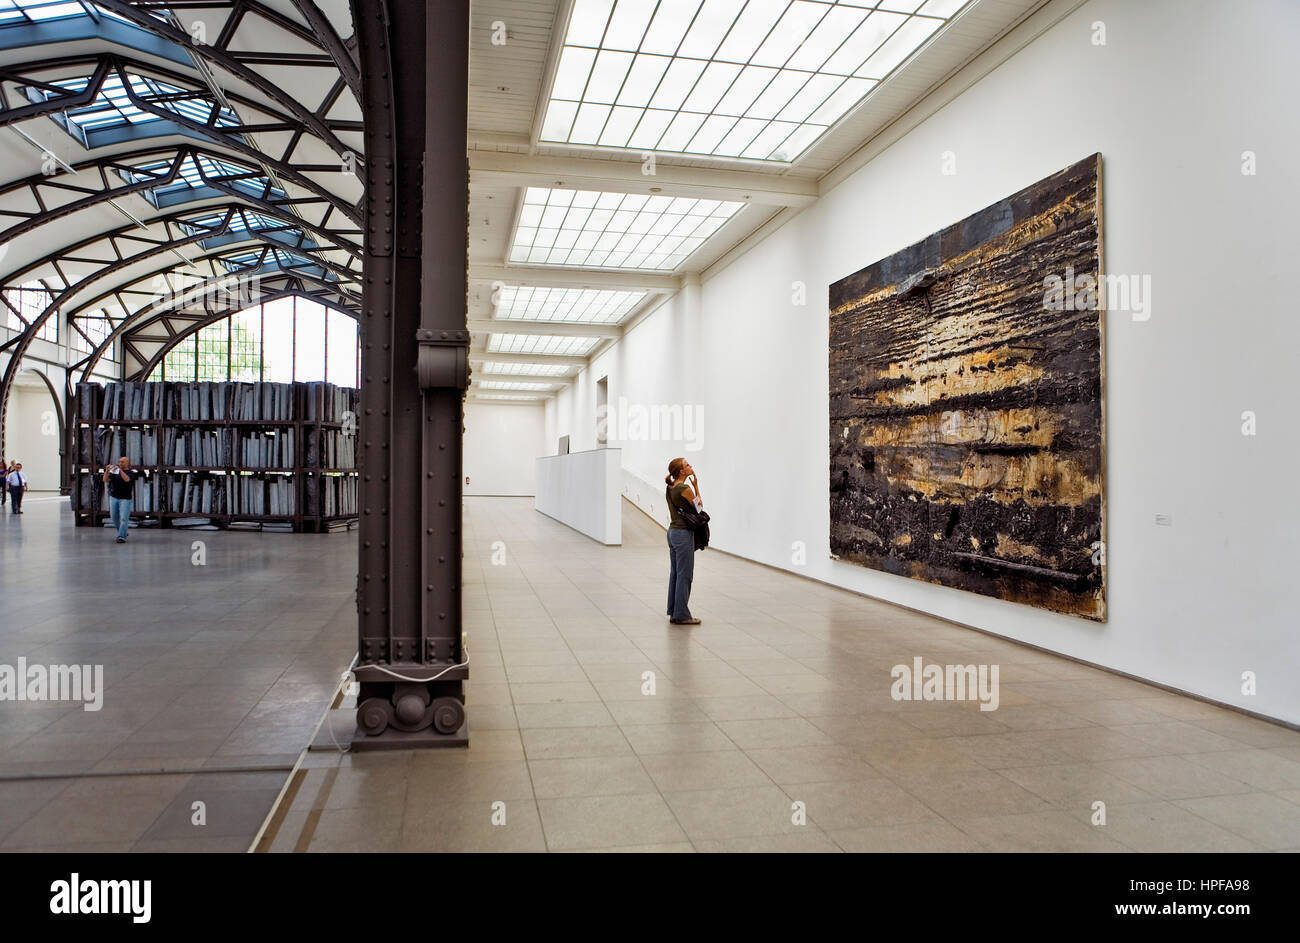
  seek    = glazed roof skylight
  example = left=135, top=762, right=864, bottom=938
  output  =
left=486, top=333, right=601, bottom=357
left=495, top=286, right=646, bottom=323
left=509, top=187, right=743, bottom=270
left=0, top=0, right=97, bottom=24
left=479, top=380, right=559, bottom=392
left=480, top=361, right=573, bottom=377
left=541, top=0, right=964, bottom=161
left=119, top=153, right=279, bottom=204
left=30, top=71, right=241, bottom=135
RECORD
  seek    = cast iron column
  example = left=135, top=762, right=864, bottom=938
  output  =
left=350, top=0, right=469, bottom=749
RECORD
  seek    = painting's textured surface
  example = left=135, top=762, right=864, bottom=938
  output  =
left=829, top=154, right=1105, bottom=621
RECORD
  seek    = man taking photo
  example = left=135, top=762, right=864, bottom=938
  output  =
left=103, top=456, right=137, bottom=543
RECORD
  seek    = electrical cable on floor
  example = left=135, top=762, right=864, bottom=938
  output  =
left=246, top=652, right=360, bottom=853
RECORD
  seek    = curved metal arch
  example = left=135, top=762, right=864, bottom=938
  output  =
left=63, top=237, right=362, bottom=367
left=3, top=194, right=362, bottom=296
left=66, top=235, right=361, bottom=326
left=0, top=201, right=361, bottom=440
left=0, top=50, right=362, bottom=145
left=0, top=142, right=360, bottom=259
left=130, top=282, right=361, bottom=381
left=70, top=261, right=360, bottom=387
left=9, top=366, right=67, bottom=494
left=92, top=0, right=358, bottom=161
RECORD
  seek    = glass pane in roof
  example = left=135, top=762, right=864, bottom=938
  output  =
left=855, top=14, right=942, bottom=78
left=482, top=361, right=570, bottom=377
left=587, top=49, right=634, bottom=104
left=641, top=0, right=702, bottom=56
left=544, top=0, right=960, bottom=161
left=617, top=54, right=670, bottom=107
left=603, top=0, right=657, bottom=51
left=509, top=187, right=742, bottom=271
left=751, top=2, right=828, bottom=68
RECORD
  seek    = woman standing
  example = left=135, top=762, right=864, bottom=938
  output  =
left=665, top=457, right=702, bottom=625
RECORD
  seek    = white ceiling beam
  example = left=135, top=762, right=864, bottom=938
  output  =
left=468, top=151, right=818, bottom=208
left=469, top=262, right=679, bottom=292
left=468, top=318, right=620, bottom=338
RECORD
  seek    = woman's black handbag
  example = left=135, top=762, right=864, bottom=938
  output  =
left=677, top=504, right=711, bottom=551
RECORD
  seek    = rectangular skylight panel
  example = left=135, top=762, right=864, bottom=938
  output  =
left=751, top=2, right=828, bottom=68
left=483, top=362, right=571, bottom=377
left=876, top=0, right=928, bottom=12
left=672, top=0, right=740, bottom=58
left=569, top=102, right=611, bottom=143
left=625, top=108, right=674, bottom=148
left=777, top=73, right=844, bottom=124
left=769, top=123, right=826, bottom=162
left=488, top=334, right=599, bottom=356
left=603, top=0, right=657, bottom=51
left=714, top=0, right=787, bottom=64
left=657, top=111, right=707, bottom=151
left=920, top=0, right=969, bottom=15
left=785, top=7, right=868, bottom=72
left=741, top=119, right=800, bottom=159
left=541, top=99, right=579, bottom=141
left=681, top=60, right=742, bottom=113
left=746, top=68, right=806, bottom=120
left=480, top=381, right=555, bottom=391
left=640, top=0, right=702, bottom=55
left=649, top=57, right=707, bottom=111
left=686, top=113, right=737, bottom=153
left=587, top=49, right=634, bottom=103
left=808, top=76, right=875, bottom=125
left=714, top=65, right=776, bottom=117
left=821, top=10, right=907, bottom=75
left=551, top=45, right=598, bottom=101
left=509, top=188, right=743, bottom=271
left=856, top=14, right=943, bottom=78
left=714, top=116, right=766, bottom=157
left=566, top=0, right=614, bottom=47
left=617, top=54, right=670, bottom=107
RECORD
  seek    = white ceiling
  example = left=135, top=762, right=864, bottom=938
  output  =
left=0, top=0, right=1051, bottom=404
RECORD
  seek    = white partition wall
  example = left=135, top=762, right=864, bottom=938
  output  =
left=535, top=448, right=621, bottom=546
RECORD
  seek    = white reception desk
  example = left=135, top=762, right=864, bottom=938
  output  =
left=534, top=448, right=621, bottom=545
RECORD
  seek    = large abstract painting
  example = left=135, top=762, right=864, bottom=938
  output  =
left=829, top=154, right=1106, bottom=621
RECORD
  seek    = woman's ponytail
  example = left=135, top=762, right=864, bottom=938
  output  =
left=665, top=457, right=685, bottom=485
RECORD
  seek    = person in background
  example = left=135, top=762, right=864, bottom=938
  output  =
left=6, top=461, right=27, bottom=514
left=0, top=458, right=7, bottom=508
left=664, top=456, right=703, bottom=625
left=103, top=456, right=137, bottom=543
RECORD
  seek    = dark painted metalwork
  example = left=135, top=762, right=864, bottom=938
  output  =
left=349, top=0, right=469, bottom=748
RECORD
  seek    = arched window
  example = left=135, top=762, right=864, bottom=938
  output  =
left=150, top=295, right=360, bottom=386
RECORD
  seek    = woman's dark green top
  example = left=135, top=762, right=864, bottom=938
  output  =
left=666, top=480, right=691, bottom=530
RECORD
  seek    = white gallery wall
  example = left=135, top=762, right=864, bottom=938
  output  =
left=464, top=400, right=546, bottom=496
left=2, top=331, right=122, bottom=492
left=545, top=0, right=1300, bottom=724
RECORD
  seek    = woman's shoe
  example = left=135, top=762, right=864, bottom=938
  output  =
left=671, top=618, right=701, bottom=625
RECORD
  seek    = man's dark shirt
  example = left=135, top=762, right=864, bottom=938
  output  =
left=107, top=468, right=136, bottom=499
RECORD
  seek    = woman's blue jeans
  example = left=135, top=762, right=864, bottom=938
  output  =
left=667, top=527, right=695, bottom=621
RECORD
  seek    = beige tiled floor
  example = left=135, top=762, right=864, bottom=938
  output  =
left=266, top=496, right=1300, bottom=853
left=0, top=496, right=356, bottom=852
